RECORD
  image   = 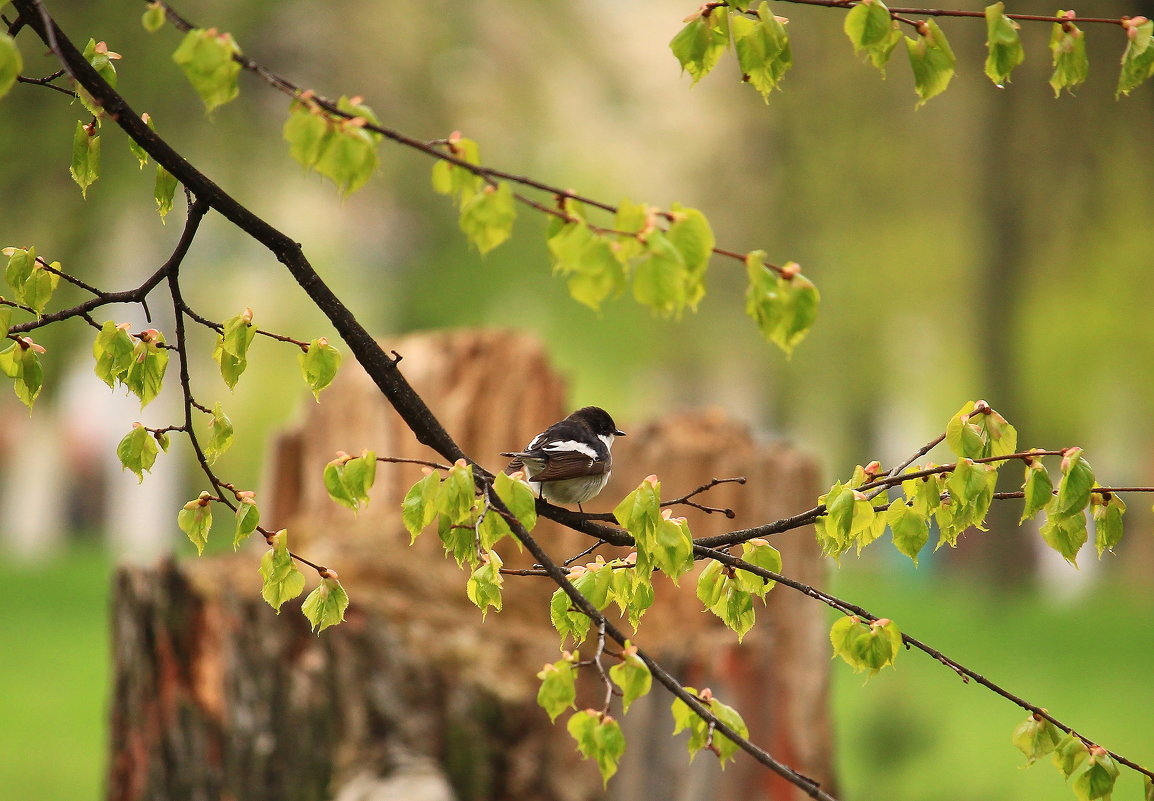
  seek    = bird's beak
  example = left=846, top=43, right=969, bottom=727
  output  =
left=614, top=429, right=626, bottom=437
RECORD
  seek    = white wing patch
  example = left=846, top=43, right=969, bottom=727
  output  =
left=542, top=439, right=599, bottom=460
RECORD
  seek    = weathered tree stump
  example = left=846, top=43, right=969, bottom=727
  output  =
left=109, top=329, right=834, bottom=801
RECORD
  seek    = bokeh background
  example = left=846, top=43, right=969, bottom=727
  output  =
left=2, top=0, right=1153, bottom=799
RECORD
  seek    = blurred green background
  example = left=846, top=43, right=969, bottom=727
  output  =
left=2, top=0, right=1154, bottom=798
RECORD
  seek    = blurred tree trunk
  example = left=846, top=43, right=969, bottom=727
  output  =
left=108, top=329, right=834, bottom=801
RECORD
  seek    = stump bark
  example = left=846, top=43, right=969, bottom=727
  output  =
left=109, top=329, right=835, bottom=801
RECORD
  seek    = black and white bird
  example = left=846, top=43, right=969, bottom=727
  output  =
left=501, top=406, right=626, bottom=509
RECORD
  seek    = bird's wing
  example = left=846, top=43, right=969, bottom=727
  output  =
left=527, top=449, right=607, bottom=482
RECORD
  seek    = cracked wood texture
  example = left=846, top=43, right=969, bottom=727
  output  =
left=109, top=329, right=834, bottom=801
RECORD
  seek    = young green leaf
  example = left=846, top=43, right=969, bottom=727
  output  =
left=550, top=584, right=592, bottom=646
left=567, top=711, right=626, bottom=787
left=301, top=576, right=349, bottom=632
left=737, top=538, right=781, bottom=597
left=177, top=491, right=214, bottom=555
left=434, top=459, right=475, bottom=523
left=142, top=2, right=166, bottom=33
left=438, top=513, right=479, bottom=568
left=536, top=656, right=578, bottom=722
left=1020, top=458, right=1053, bottom=522
left=203, top=402, right=234, bottom=464
left=670, top=688, right=748, bottom=766
left=1070, top=747, right=1120, bottom=801
left=458, top=181, right=516, bottom=254
left=259, top=529, right=306, bottom=612
left=0, top=338, right=45, bottom=408
left=1118, top=18, right=1154, bottom=97
left=70, top=120, right=101, bottom=198
left=92, top=321, right=135, bottom=387
left=155, top=164, right=178, bottom=221
left=665, top=203, right=713, bottom=309
left=493, top=470, right=537, bottom=532
left=123, top=329, right=168, bottom=408
left=844, top=0, right=901, bottom=73
left=233, top=495, right=260, bottom=549
left=905, top=20, right=956, bottom=106
left=1049, top=18, right=1088, bottom=96
left=1091, top=491, right=1125, bottom=557
left=744, top=254, right=819, bottom=356
left=0, top=32, right=23, bottom=101
left=830, top=615, right=902, bottom=675
left=314, top=117, right=380, bottom=195
left=631, top=232, right=690, bottom=318
left=298, top=337, right=341, bottom=400
left=984, top=3, right=1024, bottom=86
left=887, top=499, right=929, bottom=565
left=609, top=643, right=652, bottom=714
left=74, top=40, right=120, bottom=117
left=4, top=246, right=61, bottom=315
left=1011, top=713, right=1062, bottom=767
left=614, top=475, right=662, bottom=545
left=116, top=423, right=158, bottom=482
left=465, top=550, right=504, bottom=619
left=669, top=6, right=730, bottom=84
left=431, top=134, right=482, bottom=204
left=21, top=260, right=60, bottom=316
left=731, top=3, right=792, bottom=101
left=945, top=401, right=1016, bottom=459
left=1054, top=448, right=1094, bottom=518
left=284, top=99, right=332, bottom=169
left=1052, top=732, right=1090, bottom=779
left=172, top=28, right=242, bottom=112
left=127, top=113, right=155, bottom=168
left=547, top=220, right=625, bottom=311
left=324, top=449, right=378, bottom=513
left=212, top=308, right=256, bottom=390
left=4, top=245, right=35, bottom=297
left=402, top=469, right=442, bottom=541
left=1039, top=506, right=1087, bottom=566
left=651, top=512, right=694, bottom=585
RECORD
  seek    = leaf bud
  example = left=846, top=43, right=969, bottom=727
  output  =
left=1060, top=447, right=1083, bottom=473
left=698, top=687, right=714, bottom=702
left=644, top=474, right=659, bottom=486
left=780, top=261, right=801, bottom=279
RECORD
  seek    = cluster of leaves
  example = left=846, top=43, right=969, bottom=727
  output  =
left=1012, top=714, right=1128, bottom=801
left=400, top=462, right=538, bottom=616
left=1, top=246, right=60, bottom=406
left=671, top=686, right=750, bottom=766
left=672, top=2, right=1154, bottom=105
left=128, top=12, right=824, bottom=354
left=257, top=528, right=349, bottom=632
left=829, top=615, right=903, bottom=676
left=57, top=38, right=179, bottom=217
left=696, top=538, right=781, bottom=640
left=545, top=196, right=711, bottom=320
left=815, top=401, right=1124, bottom=570
left=284, top=93, right=384, bottom=195
left=537, top=642, right=653, bottom=785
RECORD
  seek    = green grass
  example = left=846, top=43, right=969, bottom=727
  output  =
left=829, top=566, right=1154, bottom=801
left=0, top=544, right=112, bottom=801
